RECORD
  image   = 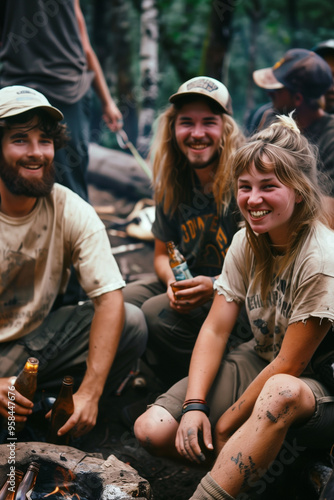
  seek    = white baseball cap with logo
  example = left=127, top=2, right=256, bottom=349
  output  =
left=0, top=85, right=63, bottom=121
left=169, top=76, right=233, bottom=115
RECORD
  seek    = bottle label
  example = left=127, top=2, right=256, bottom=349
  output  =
left=172, top=262, right=192, bottom=280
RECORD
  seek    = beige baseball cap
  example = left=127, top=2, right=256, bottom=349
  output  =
left=169, top=76, right=233, bottom=115
left=0, top=85, right=63, bottom=121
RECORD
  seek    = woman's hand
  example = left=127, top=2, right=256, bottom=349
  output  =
left=175, top=410, right=213, bottom=463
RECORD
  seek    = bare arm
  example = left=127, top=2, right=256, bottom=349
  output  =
left=215, top=317, right=332, bottom=450
left=74, top=0, right=122, bottom=131
left=58, top=289, right=125, bottom=437
left=175, top=294, right=241, bottom=461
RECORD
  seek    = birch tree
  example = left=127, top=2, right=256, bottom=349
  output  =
left=136, top=0, right=159, bottom=157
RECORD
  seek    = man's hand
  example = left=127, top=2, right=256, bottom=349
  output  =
left=103, top=101, right=123, bottom=132
left=46, top=391, right=98, bottom=439
left=0, top=377, right=33, bottom=424
left=168, top=276, right=215, bottom=313
left=175, top=410, right=213, bottom=463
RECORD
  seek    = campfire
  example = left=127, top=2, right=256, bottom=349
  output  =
left=30, top=460, right=100, bottom=499
left=0, top=442, right=151, bottom=500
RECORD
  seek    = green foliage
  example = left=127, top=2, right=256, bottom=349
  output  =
left=226, top=0, right=334, bottom=123
left=84, top=0, right=333, bottom=144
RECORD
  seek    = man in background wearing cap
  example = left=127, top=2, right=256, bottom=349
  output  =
left=313, top=40, right=334, bottom=114
left=0, top=85, right=147, bottom=441
left=122, top=76, right=249, bottom=410
left=251, top=48, right=334, bottom=197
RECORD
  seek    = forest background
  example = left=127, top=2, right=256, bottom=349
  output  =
left=82, top=0, right=333, bottom=158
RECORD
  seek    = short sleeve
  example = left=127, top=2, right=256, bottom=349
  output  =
left=214, top=229, right=249, bottom=303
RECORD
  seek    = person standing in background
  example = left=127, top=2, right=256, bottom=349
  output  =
left=0, top=0, right=123, bottom=202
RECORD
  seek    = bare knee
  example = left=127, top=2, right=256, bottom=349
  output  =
left=255, top=374, right=315, bottom=428
left=134, top=405, right=179, bottom=455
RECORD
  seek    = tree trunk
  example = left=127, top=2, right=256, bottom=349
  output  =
left=244, top=0, right=264, bottom=123
left=110, top=0, right=139, bottom=144
left=92, top=0, right=138, bottom=144
left=136, top=0, right=159, bottom=158
left=203, top=0, right=235, bottom=83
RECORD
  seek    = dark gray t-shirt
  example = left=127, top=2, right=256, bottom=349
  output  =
left=0, top=0, right=93, bottom=103
left=152, top=190, right=240, bottom=277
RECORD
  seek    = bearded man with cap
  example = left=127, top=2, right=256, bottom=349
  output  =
left=251, top=48, right=334, bottom=197
left=0, top=86, right=147, bottom=440
left=122, top=76, right=249, bottom=397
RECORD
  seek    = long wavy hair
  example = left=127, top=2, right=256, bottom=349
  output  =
left=151, top=98, right=245, bottom=216
left=230, top=114, right=332, bottom=300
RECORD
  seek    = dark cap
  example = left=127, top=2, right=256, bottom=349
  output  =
left=253, top=48, right=333, bottom=99
left=169, top=76, right=233, bottom=115
left=312, top=39, right=334, bottom=58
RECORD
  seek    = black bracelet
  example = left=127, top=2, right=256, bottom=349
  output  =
left=181, top=402, right=210, bottom=417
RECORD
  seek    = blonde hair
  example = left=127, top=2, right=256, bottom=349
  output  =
left=151, top=100, right=244, bottom=216
left=230, top=113, right=332, bottom=300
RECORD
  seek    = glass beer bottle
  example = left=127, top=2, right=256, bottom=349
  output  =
left=14, top=357, right=39, bottom=432
left=0, top=469, right=24, bottom=500
left=14, top=462, right=40, bottom=500
left=166, top=241, right=192, bottom=281
left=47, top=376, right=74, bottom=445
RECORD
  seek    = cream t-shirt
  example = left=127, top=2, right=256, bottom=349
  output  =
left=0, top=184, right=125, bottom=342
left=215, top=224, right=334, bottom=362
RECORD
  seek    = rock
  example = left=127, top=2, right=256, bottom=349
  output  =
left=88, top=143, right=153, bottom=201
left=0, top=442, right=152, bottom=499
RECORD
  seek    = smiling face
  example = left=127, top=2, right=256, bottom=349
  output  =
left=0, top=116, right=55, bottom=198
left=237, top=159, right=300, bottom=250
left=174, top=100, right=224, bottom=170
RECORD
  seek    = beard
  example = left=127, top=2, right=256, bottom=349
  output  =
left=188, top=150, right=220, bottom=170
left=0, top=161, right=55, bottom=198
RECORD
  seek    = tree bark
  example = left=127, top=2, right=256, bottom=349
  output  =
left=203, top=0, right=235, bottom=82
left=136, top=0, right=159, bottom=158
left=244, top=0, right=264, bottom=122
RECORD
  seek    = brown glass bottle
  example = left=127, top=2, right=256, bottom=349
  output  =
left=47, top=376, right=74, bottom=445
left=14, top=463, right=39, bottom=500
left=14, top=357, right=39, bottom=432
left=166, top=241, right=192, bottom=281
left=0, top=469, right=24, bottom=500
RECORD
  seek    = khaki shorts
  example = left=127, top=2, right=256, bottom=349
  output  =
left=154, top=339, right=334, bottom=448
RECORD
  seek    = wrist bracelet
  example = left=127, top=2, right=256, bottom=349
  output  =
left=181, top=402, right=210, bottom=417
left=183, top=398, right=207, bottom=406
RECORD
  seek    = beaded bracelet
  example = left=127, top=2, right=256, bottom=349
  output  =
left=181, top=402, right=210, bottom=417
left=183, top=398, right=207, bottom=406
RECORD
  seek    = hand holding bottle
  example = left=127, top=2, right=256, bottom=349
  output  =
left=0, top=377, right=34, bottom=424
left=168, top=275, right=217, bottom=313
left=46, top=387, right=98, bottom=439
